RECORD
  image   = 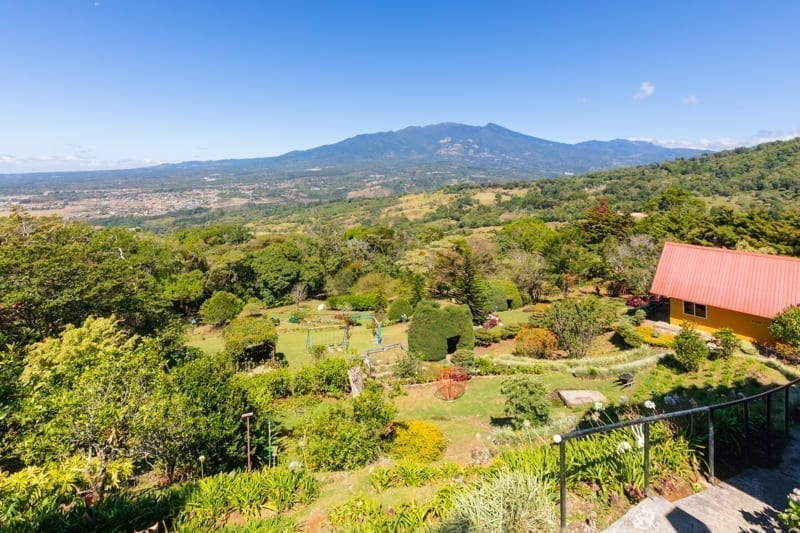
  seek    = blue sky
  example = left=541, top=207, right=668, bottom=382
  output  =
left=1, top=1, right=799, bottom=173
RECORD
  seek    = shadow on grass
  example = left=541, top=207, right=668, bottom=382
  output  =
left=489, top=415, right=515, bottom=428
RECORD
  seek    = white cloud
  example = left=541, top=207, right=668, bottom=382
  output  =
left=0, top=155, right=167, bottom=174
left=633, top=82, right=655, bottom=100
left=628, top=129, right=800, bottom=151
left=681, top=94, right=699, bottom=105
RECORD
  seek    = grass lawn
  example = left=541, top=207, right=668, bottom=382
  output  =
left=185, top=325, right=225, bottom=354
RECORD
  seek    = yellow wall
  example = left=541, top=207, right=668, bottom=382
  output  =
left=668, top=298, right=773, bottom=343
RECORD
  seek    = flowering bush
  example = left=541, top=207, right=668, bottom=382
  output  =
left=390, top=420, right=448, bottom=462
left=513, top=327, right=559, bottom=359
left=626, top=296, right=648, bottom=308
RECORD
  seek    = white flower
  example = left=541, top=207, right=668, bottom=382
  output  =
left=616, top=441, right=633, bottom=455
left=790, top=488, right=800, bottom=503
left=643, top=400, right=656, bottom=410
left=522, top=419, right=531, bottom=428
left=198, top=455, right=206, bottom=463
left=553, top=434, right=562, bottom=444
left=594, top=402, right=604, bottom=411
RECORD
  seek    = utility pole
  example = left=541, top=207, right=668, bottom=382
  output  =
left=241, top=412, right=254, bottom=472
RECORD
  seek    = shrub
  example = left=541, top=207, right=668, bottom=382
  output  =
left=487, top=279, right=523, bottom=311
left=387, top=298, right=413, bottom=322
left=327, top=293, right=380, bottom=311
left=771, top=305, right=800, bottom=349
left=310, top=344, right=327, bottom=360
left=241, top=369, right=292, bottom=400
left=450, top=349, right=476, bottom=371
left=615, top=320, right=644, bottom=348
left=636, top=325, right=675, bottom=347
left=712, top=328, right=739, bottom=358
left=393, top=351, right=422, bottom=379
left=632, top=308, right=647, bottom=326
left=222, top=317, right=278, bottom=368
left=302, top=383, right=395, bottom=471
left=293, top=358, right=350, bottom=397
left=779, top=488, right=800, bottom=531
left=200, top=291, right=244, bottom=326
left=542, top=296, right=615, bottom=358
left=408, top=300, right=475, bottom=361
left=500, top=376, right=550, bottom=428
left=497, top=323, right=523, bottom=339
left=442, top=472, right=556, bottom=532
left=513, top=327, right=559, bottom=358
left=474, top=328, right=500, bottom=347
left=389, top=420, right=447, bottom=462
left=673, top=325, right=709, bottom=372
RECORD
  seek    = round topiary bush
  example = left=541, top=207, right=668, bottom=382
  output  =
left=389, top=420, right=447, bottom=462
left=387, top=298, right=413, bottom=322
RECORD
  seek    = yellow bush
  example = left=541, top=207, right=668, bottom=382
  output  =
left=514, top=327, right=559, bottom=358
left=636, top=325, right=675, bottom=348
left=390, top=420, right=447, bottom=462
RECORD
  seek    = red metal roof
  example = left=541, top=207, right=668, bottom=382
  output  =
left=650, top=242, right=800, bottom=318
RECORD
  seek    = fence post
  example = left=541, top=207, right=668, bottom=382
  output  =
left=560, top=439, right=567, bottom=533
left=643, top=422, right=650, bottom=496
left=708, top=409, right=715, bottom=482
left=743, top=401, right=750, bottom=467
left=767, top=394, right=773, bottom=460
left=785, top=386, right=791, bottom=438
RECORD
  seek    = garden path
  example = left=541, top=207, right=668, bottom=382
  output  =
left=605, top=431, right=800, bottom=532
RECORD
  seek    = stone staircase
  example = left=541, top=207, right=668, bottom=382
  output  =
left=605, top=432, right=800, bottom=532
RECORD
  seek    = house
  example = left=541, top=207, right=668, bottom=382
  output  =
left=650, top=242, right=800, bottom=343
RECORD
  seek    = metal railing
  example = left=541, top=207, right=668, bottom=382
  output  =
left=555, top=376, right=800, bottom=532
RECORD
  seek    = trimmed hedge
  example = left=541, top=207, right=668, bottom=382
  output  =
left=387, top=298, right=413, bottom=321
left=487, top=279, right=523, bottom=311
left=408, top=300, right=474, bottom=361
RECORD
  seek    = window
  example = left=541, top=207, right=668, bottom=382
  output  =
left=683, top=301, right=707, bottom=319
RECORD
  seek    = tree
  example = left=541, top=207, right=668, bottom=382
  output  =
left=163, top=269, right=206, bottom=315
left=503, top=250, right=549, bottom=303
left=291, top=283, right=308, bottom=310
left=451, top=240, right=491, bottom=324
left=543, top=231, right=594, bottom=298
left=542, top=297, right=614, bottom=358
left=302, top=382, right=395, bottom=471
left=771, top=306, right=800, bottom=349
left=250, top=240, right=304, bottom=306
left=16, top=317, right=162, bottom=499
left=603, top=235, right=661, bottom=296
left=673, top=324, right=709, bottom=372
left=222, top=317, right=278, bottom=368
left=200, top=291, right=244, bottom=326
left=496, top=216, right=554, bottom=253
left=0, top=212, right=172, bottom=340
left=577, top=198, right=632, bottom=245
left=500, top=376, right=550, bottom=428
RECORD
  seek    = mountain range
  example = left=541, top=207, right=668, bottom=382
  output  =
left=0, top=123, right=704, bottom=194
